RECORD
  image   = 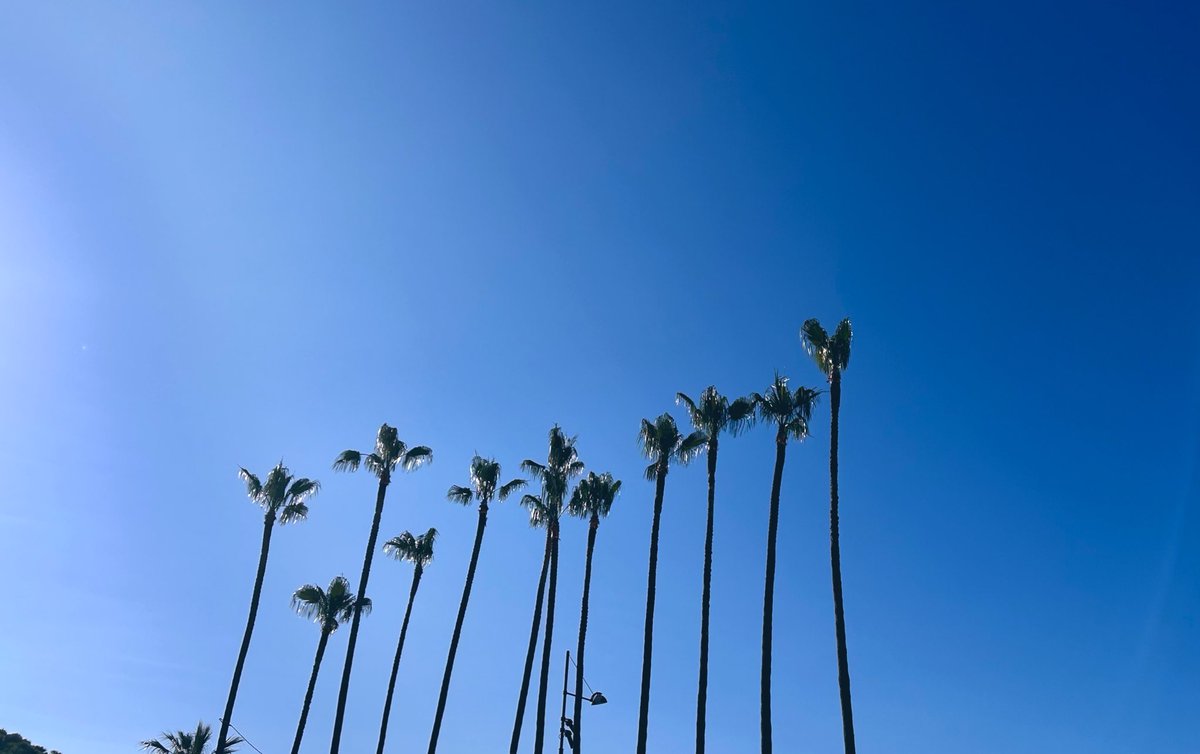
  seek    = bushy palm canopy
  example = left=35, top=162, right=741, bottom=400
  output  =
left=141, top=722, right=240, bottom=754
left=567, top=471, right=622, bottom=521
left=384, top=527, right=439, bottom=572
left=446, top=456, right=526, bottom=508
left=752, top=375, right=820, bottom=440
left=677, top=386, right=756, bottom=440
left=238, top=463, right=319, bottom=524
left=292, top=576, right=369, bottom=634
left=801, top=318, right=852, bottom=379
left=521, top=425, right=585, bottom=515
left=332, top=423, right=433, bottom=479
left=638, top=413, right=708, bottom=480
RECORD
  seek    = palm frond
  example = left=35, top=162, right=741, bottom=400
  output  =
left=727, top=396, right=757, bottom=435
left=402, top=445, right=433, bottom=471
left=676, top=430, right=709, bottom=465
left=643, top=460, right=659, bottom=481
left=498, top=477, right=528, bottom=501
left=446, top=485, right=474, bottom=506
left=292, top=584, right=326, bottom=622
left=520, top=459, right=546, bottom=481
left=833, top=317, right=852, bottom=371
left=384, top=531, right=418, bottom=560
left=675, top=391, right=700, bottom=424
left=637, top=418, right=658, bottom=459
left=238, top=468, right=262, bottom=500
left=278, top=501, right=309, bottom=524
left=363, top=452, right=386, bottom=477
left=332, top=450, right=362, bottom=472
left=286, top=477, right=320, bottom=502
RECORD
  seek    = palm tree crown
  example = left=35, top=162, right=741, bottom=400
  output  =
left=333, top=423, right=433, bottom=479
left=567, top=471, right=622, bottom=521
left=238, top=462, right=319, bottom=524
left=141, top=722, right=240, bottom=754
left=801, top=318, right=852, bottom=379
left=384, top=527, right=439, bottom=574
left=752, top=374, right=820, bottom=439
left=292, top=576, right=369, bottom=634
left=638, top=412, right=708, bottom=479
left=676, top=386, right=756, bottom=441
left=521, top=425, right=585, bottom=515
left=447, top=456, right=527, bottom=509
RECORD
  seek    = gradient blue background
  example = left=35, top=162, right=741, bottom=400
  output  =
left=1, top=2, right=1197, bottom=752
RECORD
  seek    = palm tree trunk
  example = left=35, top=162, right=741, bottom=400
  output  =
left=828, top=372, right=857, bottom=753
left=695, top=439, right=717, bottom=754
left=217, top=510, right=274, bottom=753
left=377, top=568, right=423, bottom=754
left=533, top=521, right=561, bottom=754
left=291, top=628, right=331, bottom=754
left=761, top=430, right=787, bottom=754
left=635, top=464, right=667, bottom=754
left=427, top=502, right=489, bottom=754
left=572, top=515, right=598, bottom=753
left=511, top=532, right=553, bottom=754
left=330, top=474, right=390, bottom=754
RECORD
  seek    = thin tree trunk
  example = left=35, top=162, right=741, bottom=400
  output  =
left=695, top=439, right=717, bottom=754
left=761, top=430, right=787, bottom=754
left=511, top=533, right=553, bottom=754
left=377, top=568, right=423, bottom=754
left=829, top=372, right=857, bottom=753
left=635, top=464, right=667, bottom=754
left=427, top=502, right=489, bottom=754
left=217, top=510, right=274, bottom=753
left=330, top=474, right=390, bottom=754
left=533, top=521, right=561, bottom=754
left=291, top=628, right=331, bottom=754
left=572, top=515, right=598, bottom=753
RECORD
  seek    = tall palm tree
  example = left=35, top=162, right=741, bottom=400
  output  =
left=329, top=424, right=432, bottom=754
left=676, top=387, right=755, bottom=754
left=290, top=577, right=369, bottom=754
left=377, top=528, right=438, bottom=754
left=216, top=464, right=319, bottom=754
left=427, top=456, right=525, bottom=754
left=802, top=317, right=857, bottom=754
left=635, top=413, right=707, bottom=754
left=509, top=501, right=553, bottom=754
left=751, top=374, right=819, bottom=754
left=142, top=722, right=241, bottom=754
left=565, top=471, right=621, bottom=754
left=521, top=426, right=585, bottom=754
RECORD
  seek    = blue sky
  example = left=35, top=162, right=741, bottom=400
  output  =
left=1, top=2, right=1197, bottom=752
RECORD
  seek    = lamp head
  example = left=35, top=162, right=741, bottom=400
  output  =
left=588, top=691, right=608, bottom=706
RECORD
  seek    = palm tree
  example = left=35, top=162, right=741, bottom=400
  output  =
left=676, top=387, right=755, bottom=754
left=635, top=413, right=707, bottom=754
left=751, top=374, right=819, bottom=754
left=216, top=464, right=319, bottom=754
left=290, top=577, right=369, bottom=754
left=328, top=424, right=432, bottom=754
left=802, top=317, right=857, bottom=754
left=509, top=502, right=553, bottom=754
left=521, top=426, right=585, bottom=754
left=377, top=528, right=437, bottom=754
left=427, top=456, right=526, bottom=754
left=142, top=722, right=241, bottom=754
left=565, top=471, right=621, bottom=754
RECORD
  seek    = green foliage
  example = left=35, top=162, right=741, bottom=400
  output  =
left=384, top=527, right=439, bottom=571
left=447, top=456, right=526, bottom=508
left=138, top=722, right=241, bottom=754
left=676, top=386, right=756, bottom=439
left=567, top=471, right=622, bottom=521
left=238, top=462, right=319, bottom=525
left=751, top=374, right=820, bottom=441
left=291, top=576, right=369, bottom=633
left=0, top=729, right=62, bottom=754
left=333, top=423, right=433, bottom=479
left=521, top=425, right=585, bottom=520
left=801, top=317, right=852, bottom=378
left=637, top=413, right=707, bottom=480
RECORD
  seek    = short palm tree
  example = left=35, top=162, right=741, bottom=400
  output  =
left=216, top=463, right=318, bottom=754
left=676, top=387, right=755, bottom=754
left=377, top=527, right=437, bottom=754
left=635, top=413, right=707, bottom=754
left=427, top=456, right=525, bottom=754
left=142, top=722, right=240, bottom=754
left=521, top=426, right=585, bottom=754
left=566, top=471, right=621, bottom=754
left=752, top=374, right=819, bottom=754
left=290, top=577, right=369, bottom=754
left=802, top=317, right=857, bottom=754
left=328, top=423, right=432, bottom=754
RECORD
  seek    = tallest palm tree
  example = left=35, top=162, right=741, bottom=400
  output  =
left=802, top=317, right=857, bottom=754
left=216, top=463, right=318, bottom=754
left=328, top=424, right=432, bottom=754
left=676, top=387, right=755, bottom=754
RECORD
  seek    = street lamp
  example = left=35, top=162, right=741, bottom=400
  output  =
left=559, top=650, right=607, bottom=753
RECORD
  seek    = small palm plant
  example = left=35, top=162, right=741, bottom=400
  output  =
left=376, top=527, right=438, bottom=754
left=802, top=317, right=857, bottom=754
left=752, top=374, right=819, bottom=754
left=676, top=387, right=755, bottom=754
left=566, top=471, right=621, bottom=753
left=142, top=722, right=240, bottom=754
left=290, top=577, right=369, bottom=754
left=427, top=456, right=525, bottom=754
left=520, top=426, right=585, bottom=754
left=328, top=423, right=432, bottom=754
left=216, top=463, right=318, bottom=754
left=634, top=413, right=707, bottom=754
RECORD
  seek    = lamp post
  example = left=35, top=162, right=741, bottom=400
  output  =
left=558, top=650, right=607, bottom=754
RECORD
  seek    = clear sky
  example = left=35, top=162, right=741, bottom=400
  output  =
left=1, top=2, right=1197, bottom=753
